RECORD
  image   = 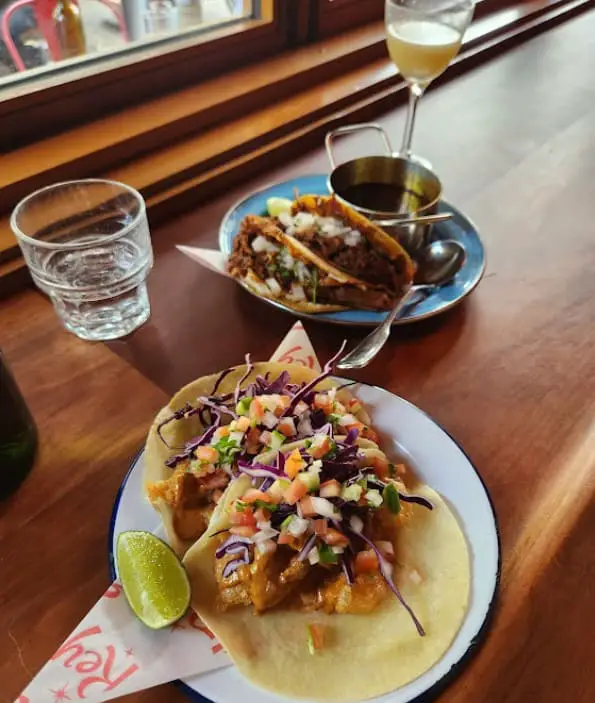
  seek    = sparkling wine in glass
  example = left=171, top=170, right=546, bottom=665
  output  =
left=386, top=0, right=474, bottom=161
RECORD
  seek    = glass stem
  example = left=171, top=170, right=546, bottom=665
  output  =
left=400, top=82, right=424, bottom=158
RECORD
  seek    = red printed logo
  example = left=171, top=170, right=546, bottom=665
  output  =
left=51, top=626, right=139, bottom=698
left=103, top=583, right=122, bottom=599
left=275, top=346, right=315, bottom=369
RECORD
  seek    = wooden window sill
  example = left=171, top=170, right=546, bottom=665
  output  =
left=0, top=0, right=590, bottom=297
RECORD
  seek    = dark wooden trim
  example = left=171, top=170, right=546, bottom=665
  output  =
left=1, top=0, right=592, bottom=298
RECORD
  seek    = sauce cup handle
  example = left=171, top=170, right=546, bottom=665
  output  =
left=324, top=123, right=393, bottom=169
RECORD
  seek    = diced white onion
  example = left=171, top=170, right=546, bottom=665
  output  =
left=308, top=546, right=320, bottom=565
left=228, top=431, right=244, bottom=445
left=262, top=411, right=279, bottom=430
left=294, top=261, right=309, bottom=283
left=366, top=489, right=383, bottom=508
left=349, top=515, right=364, bottom=534
left=337, top=413, right=358, bottom=427
left=279, top=248, right=295, bottom=270
left=331, top=546, right=345, bottom=555
left=265, top=278, right=282, bottom=296
left=288, top=283, right=306, bottom=302
left=256, top=520, right=272, bottom=531
left=260, top=430, right=272, bottom=446
left=310, top=497, right=340, bottom=519
left=310, top=460, right=323, bottom=473
left=294, top=401, right=309, bottom=415
left=344, top=230, right=362, bottom=247
left=256, top=539, right=277, bottom=555
left=297, top=414, right=313, bottom=436
left=288, top=516, right=310, bottom=537
left=252, top=235, right=279, bottom=253
left=253, top=527, right=279, bottom=543
left=278, top=212, right=293, bottom=228
left=293, top=212, right=316, bottom=231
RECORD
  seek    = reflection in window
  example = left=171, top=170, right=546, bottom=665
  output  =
left=0, top=0, right=253, bottom=83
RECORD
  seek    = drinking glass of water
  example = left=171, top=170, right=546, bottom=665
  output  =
left=11, top=179, right=153, bottom=341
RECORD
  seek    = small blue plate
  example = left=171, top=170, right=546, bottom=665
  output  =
left=219, top=174, right=486, bottom=326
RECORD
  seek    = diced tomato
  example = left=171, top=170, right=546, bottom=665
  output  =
left=278, top=531, right=294, bottom=545
left=299, top=496, right=316, bottom=517
left=284, top=477, right=309, bottom=505
left=273, top=395, right=292, bottom=417
left=196, top=445, right=219, bottom=463
left=243, top=489, right=273, bottom=504
left=361, top=426, right=379, bottom=443
left=370, top=454, right=389, bottom=480
left=322, top=528, right=349, bottom=547
left=313, top=518, right=328, bottom=536
left=313, top=393, right=334, bottom=414
left=213, top=426, right=230, bottom=441
left=376, top=540, right=394, bottom=562
left=307, top=623, right=325, bottom=653
left=277, top=417, right=297, bottom=437
left=254, top=507, right=271, bottom=523
left=309, top=435, right=332, bottom=459
left=230, top=504, right=256, bottom=527
left=285, top=449, right=306, bottom=479
left=354, top=550, right=379, bottom=574
left=250, top=398, right=264, bottom=421
left=230, top=525, right=257, bottom=538
left=234, top=416, right=251, bottom=432
left=319, top=479, right=341, bottom=498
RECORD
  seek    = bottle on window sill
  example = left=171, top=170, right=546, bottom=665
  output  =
left=0, top=351, right=38, bottom=500
left=53, top=0, right=87, bottom=60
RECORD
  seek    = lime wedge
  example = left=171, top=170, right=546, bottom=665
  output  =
left=116, top=531, right=190, bottom=629
left=266, top=197, right=293, bottom=217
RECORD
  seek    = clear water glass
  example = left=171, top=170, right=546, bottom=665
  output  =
left=11, top=179, right=153, bottom=341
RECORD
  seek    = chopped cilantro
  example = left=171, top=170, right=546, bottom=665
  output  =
left=383, top=483, right=401, bottom=515
left=214, top=434, right=241, bottom=463
left=318, top=543, right=338, bottom=564
left=304, top=439, right=313, bottom=449
left=252, top=500, right=278, bottom=512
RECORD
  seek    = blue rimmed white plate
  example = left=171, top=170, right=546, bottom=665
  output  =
left=219, top=174, right=486, bottom=326
left=109, top=382, right=500, bottom=703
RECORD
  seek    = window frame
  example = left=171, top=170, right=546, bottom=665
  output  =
left=1, top=0, right=298, bottom=149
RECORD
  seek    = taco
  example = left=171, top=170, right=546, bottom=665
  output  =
left=144, top=355, right=375, bottom=556
left=183, top=430, right=470, bottom=701
left=227, top=196, right=414, bottom=312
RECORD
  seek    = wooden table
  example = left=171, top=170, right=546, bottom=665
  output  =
left=2, top=11, right=595, bottom=703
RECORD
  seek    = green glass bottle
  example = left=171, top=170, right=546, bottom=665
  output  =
left=0, top=351, right=37, bottom=498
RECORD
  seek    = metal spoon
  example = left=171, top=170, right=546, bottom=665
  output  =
left=336, top=239, right=466, bottom=371
left=373, top=212, right=453, bottom=228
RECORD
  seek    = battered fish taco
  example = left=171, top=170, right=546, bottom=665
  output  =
left=144, top=351, right=376, bottom=556
left=183, top=428, right=470, bottom=701
left=227, top=195, right=414, bottom=313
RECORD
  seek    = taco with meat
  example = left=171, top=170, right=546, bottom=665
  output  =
left=182, top=428, right=470, bottom=701
left=227, top=195, right=414, bottom=313
left=144, top=352, right=376, bottom=556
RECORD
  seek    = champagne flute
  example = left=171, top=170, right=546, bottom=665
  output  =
left=386, top=0, right=474, bottom=162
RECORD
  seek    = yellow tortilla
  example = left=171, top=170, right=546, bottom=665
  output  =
left=183, top=476, right=470, bottom=701
left=143, top=363, right=370, bottom=556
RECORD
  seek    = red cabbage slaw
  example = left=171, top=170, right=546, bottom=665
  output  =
left=214, top=429, right=432, bottom=636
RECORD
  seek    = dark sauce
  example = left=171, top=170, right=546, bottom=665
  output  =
left=340, top=182, right=429, bottom=213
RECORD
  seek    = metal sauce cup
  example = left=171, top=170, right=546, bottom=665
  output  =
left=325, top=123, right=442, bottom=256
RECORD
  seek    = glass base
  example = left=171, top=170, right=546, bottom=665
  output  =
left=52, top=282, right=151, bottom=341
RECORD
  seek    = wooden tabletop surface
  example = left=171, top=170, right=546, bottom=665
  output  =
left=2, top=11, right=595, bottom=703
